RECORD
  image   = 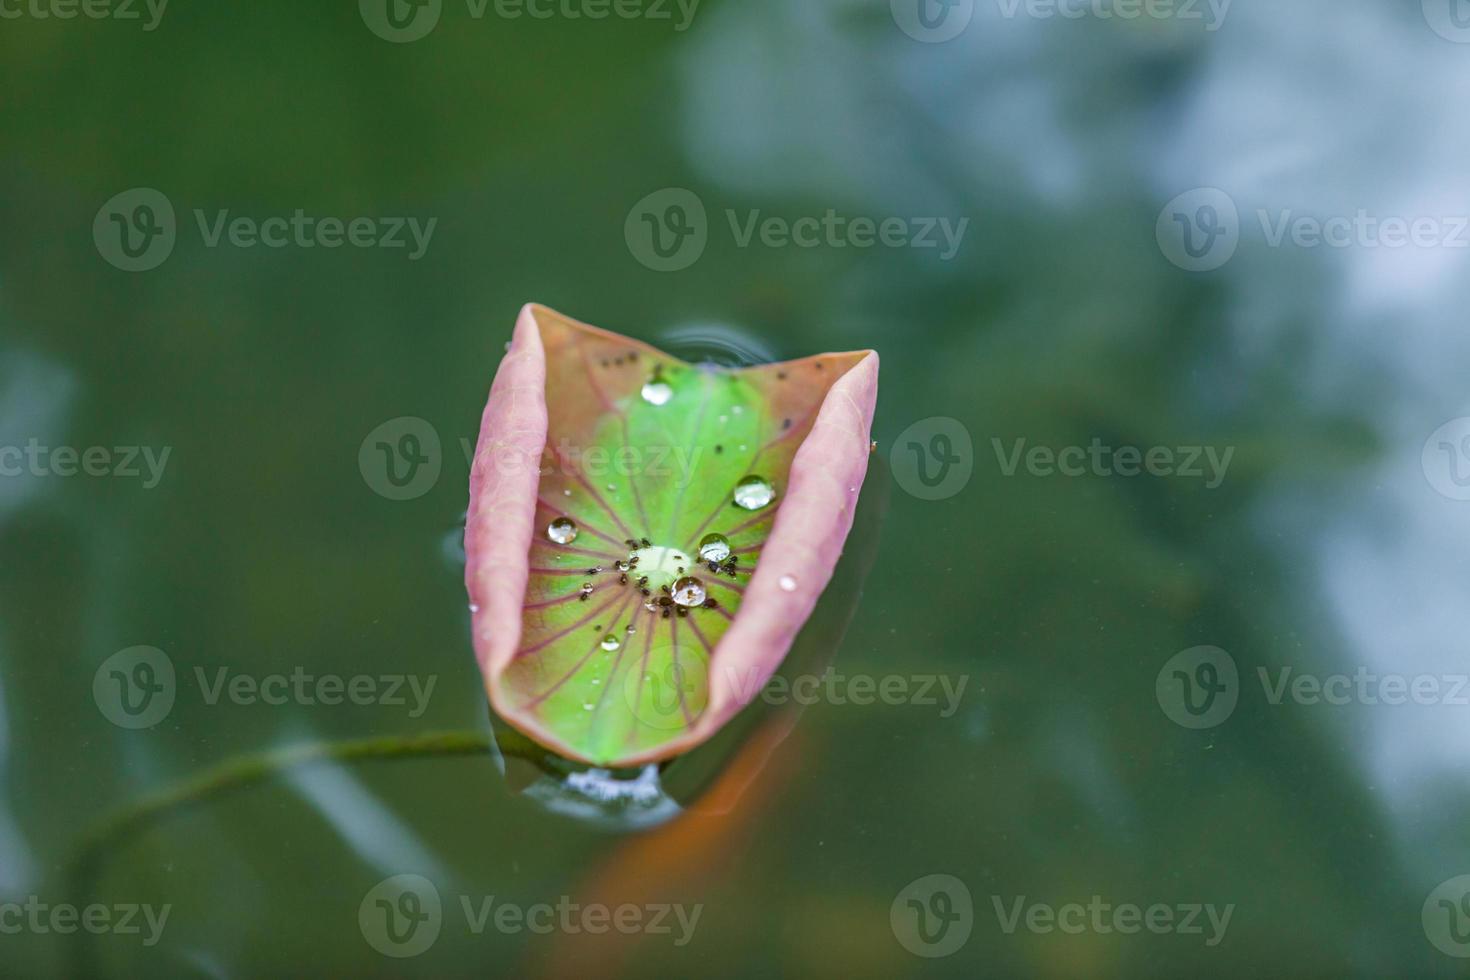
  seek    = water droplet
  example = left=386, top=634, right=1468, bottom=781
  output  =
left=733, top=476, right=776, bottom=511
left=607, top=484, right=616, bottom=492
left=672, top=576, right=707, bottom=607
left=778, top=575, right=798, bottom=592
left=468, top=603, right=480, bottom=613
left=698, top=533, right=732, bottom=563
left=548, top=517, right=578, bottom=544
left=641, top=376, right=673, bottom=406
left=580, top=583, right=594, bottom=597
left=582, top=703, right=595, bottom=711
left=600, top=634, right=621, bottom=652
left=731, top=405, right=743, bottom=415
left=563, top=489, right=572, bottom=497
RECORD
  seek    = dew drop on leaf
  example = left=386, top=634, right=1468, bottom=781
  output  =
left=778, top=575, right=798, bottom=592
left=733, top=476, right=776, bottom=511
left=672, top=576, right=707, bottom=607
left=547, top=517, right=578, bottom=544
left=641, top=376, right=673, bottom=406
left=600, top=634, right=621, bottom=652
left=697, top=533, right=732, bottom=563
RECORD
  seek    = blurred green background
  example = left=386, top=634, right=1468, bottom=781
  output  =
left=3, top=0, right=1470, bottom=975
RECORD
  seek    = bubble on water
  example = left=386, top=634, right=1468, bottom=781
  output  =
left=733, top=476, right=775, bottom=511
left=548, top=518, right=578, bottom=544
left=641, top=374, right=673, bottom=406
left=778, top=575, right=798, bottom=592
left=672, top=576, right=707, bottom=607
left=600, top=634, right=621, bottom=652
left=698, top=533, right=732, bottom=563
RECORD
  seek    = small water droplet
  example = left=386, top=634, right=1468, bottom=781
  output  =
left=580, top=583, right=594, bottom=596
left=607, top=484, right=616, bottom=492
left=468, top=603, right=480, bottom=613
left=732, top=405, right=743, bottom=415
left=698, top=533, right=732, bottom=563
left=778, top=575, right=798, bottom=592
left=733, top=476, right=776, bottom=510
left=582, top=703, right=595, bottom=711
left=641, top=376, right=673, bottom=406
left=672, top=576, right=707, bottom=607
left=548, top=517, right=578, bottom=544
left=563, top=488, right=572, bottom=497
left=600, top=634, right=621, bottom=652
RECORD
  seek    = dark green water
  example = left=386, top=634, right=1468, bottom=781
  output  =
left=4, top=0, right=1470, bottom=976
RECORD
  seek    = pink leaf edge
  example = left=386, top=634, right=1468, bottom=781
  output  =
left=465, top=303, right=880, bottom=767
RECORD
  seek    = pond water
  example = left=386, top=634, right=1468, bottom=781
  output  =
left=4, top=0, right=1470, bottom=976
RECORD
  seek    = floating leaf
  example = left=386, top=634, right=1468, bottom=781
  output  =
left=465, top=304, right=879, bottom=766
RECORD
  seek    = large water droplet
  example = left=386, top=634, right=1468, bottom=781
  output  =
left=698, top=533, right=732, bottom=563
left=600, top=634, right=621, bottom=652
left=548, top=517, right=578, bottom=544
left=641, top=375, right=673, bottom=406
left=672, top=576, right=707, bottom=607
left=733, top=476, right=776, bottom=511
